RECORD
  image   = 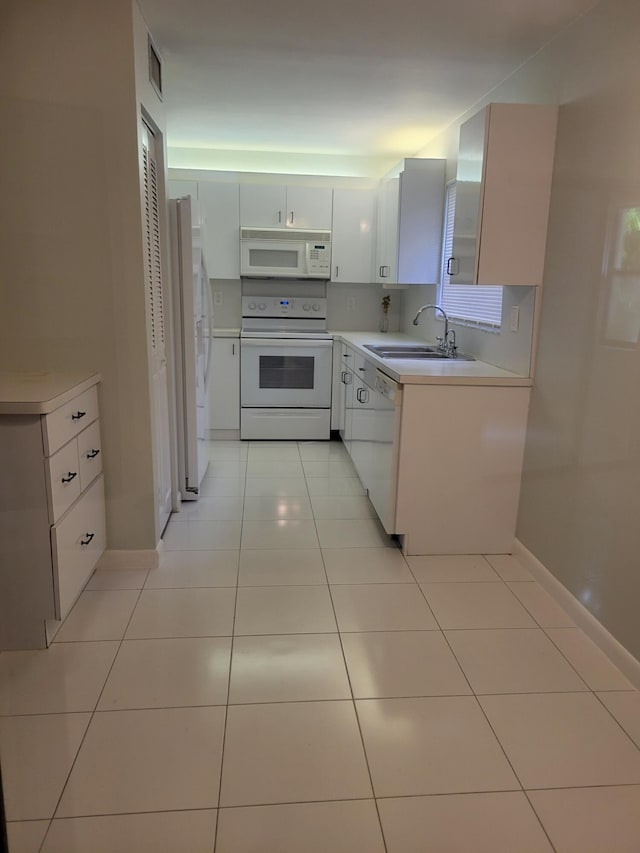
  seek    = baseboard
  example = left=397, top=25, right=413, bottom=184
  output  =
left=513, top=538, right=640, bottom=690
left=206, top=429, right=240, bottom=440
left=95, top=549, right=160, bottom=571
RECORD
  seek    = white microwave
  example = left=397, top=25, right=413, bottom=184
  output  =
left=240, top=227, right=331, bottom=279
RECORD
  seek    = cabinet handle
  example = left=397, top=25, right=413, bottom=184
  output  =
left=86, top=449, right=100, bottom=459
left=335, top=265, right=339, bottom=278
left=357, top=388, right=369, bottom=404
left=232, top=343, right=235, bottom=355
left=447, top=257, right=459, bottom=276
left=277, top=210, right=282, bottom=223
left=72, top=410, right=86, bottom=421
left=80, top=532, right=95, bottom=546
left=290, top=211, right=294, bottom=225
left=61, top=471, right=78, bottom=484
left=341, top=371, right=352, bottom=384
left=379, top=265, right=389, bottom=278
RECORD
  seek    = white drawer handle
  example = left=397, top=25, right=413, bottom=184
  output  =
left=86, top=449, right=100, bottom=459
left=61, top=471, right=78, bottom=484
left=72, top=410, right=86, bottom=421
left=80, top=532, right=95, bottom=546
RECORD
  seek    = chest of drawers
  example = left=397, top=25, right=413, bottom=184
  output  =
left=0, top=373, right=106, bottom=649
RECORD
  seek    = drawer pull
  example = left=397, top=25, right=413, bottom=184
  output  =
left=72, top=410, right=86, bottom=421
left=61, top=471, right=78, bottom=484
left=86, top=448, right=100, bottom=459
left=80, top=532, right=95, bottom=546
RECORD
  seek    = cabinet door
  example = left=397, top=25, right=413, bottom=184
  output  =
left=209, top=338, right=240, bottom=430
left=349, top=375, right=375, bottom=488
left=340, top=367, right=355, bottom=452
left=375, top=177, right=400, bottom=283
left=239, top=185, right=287, bottom=227
left=198, top=182, right=240, bottom=278
left=331, top=189, right=376, bottom=283
left=397, top=161, right=445, bottom=284
left=285, top=186, right=333, bottom=229
left=450, top=109, right=486, bottom=285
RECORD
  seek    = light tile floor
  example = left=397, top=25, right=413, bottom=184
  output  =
left=1, top=439, right=640, bottom=852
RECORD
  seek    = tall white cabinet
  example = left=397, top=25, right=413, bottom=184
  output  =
left=0, top=373, right=106, bottom=650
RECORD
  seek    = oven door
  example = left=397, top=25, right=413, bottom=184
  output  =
left=241, top=338, right=333, bottom=407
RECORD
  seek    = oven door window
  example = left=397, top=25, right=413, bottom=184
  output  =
left=259, top=355, right=315, bottom=390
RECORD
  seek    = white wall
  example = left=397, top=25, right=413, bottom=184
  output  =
left=0, top=0, right=159, bottom=550
left=413, top=0, right=640, bottom=659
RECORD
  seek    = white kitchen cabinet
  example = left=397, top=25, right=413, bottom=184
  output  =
left=375, top=158, right=445, bottom=285
left=0, top=374, right=106, bottom=649
left=334, top=342, right=531, bottom=554
left=208, top=336, right=240, bottom=434
left=239, top=184, right=333, bottom=229
left=198, top=182, right=240, bottom=279
left=449, top=103, right=558, bottom=287
left=168, top=179, right=198, bottom=199
left=331, top=188, right=377, bottom=283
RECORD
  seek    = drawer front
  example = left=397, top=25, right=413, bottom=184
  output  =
left=44, top=385, right=99, bottom=456
left=78, top=420, right=103, bottom=491
left=51, top=475, right=106, bottom=620
left=47, top=439, right=81, bottom=522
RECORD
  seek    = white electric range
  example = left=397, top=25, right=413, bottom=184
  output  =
left=240, top=296, right=333, bottom=440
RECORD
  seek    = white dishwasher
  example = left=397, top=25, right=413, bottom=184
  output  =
left=351, top=362, right=402, bottom=534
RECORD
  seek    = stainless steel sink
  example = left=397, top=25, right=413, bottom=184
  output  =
left=363, top=343, right=474, bottom=361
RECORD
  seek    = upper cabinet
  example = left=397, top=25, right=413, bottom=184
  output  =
left=198, top=182, right=240, bottom=279
left=449, top=103, right=558, bottom=287
left=239, top=185, right=333, bottom=229
left=331, top=188, right=377, bottom=283
left=375, top=159, right=445, bottom=285
left=168, top=180, right=240, bottom=279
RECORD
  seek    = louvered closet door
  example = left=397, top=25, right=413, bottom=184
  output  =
left=141, top=119, right=172, bottom=536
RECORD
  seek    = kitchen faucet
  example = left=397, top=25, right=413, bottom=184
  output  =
left=412, top=304, right=456, bottom=355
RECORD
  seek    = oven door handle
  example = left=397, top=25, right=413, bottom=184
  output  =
left=240, top=338, right=333, bottom=348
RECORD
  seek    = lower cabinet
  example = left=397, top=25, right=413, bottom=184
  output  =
left=0, top=378, right=106, bottom=649
left=209, top=337, right=240, bottom=433
left=335, top=346, right=531, bottom=555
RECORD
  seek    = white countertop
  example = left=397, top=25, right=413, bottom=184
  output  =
left=0, top=371, right=101, bottom=414
left=332, top=331, right=532, bottom=386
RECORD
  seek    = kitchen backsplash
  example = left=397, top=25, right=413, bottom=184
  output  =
left=209, top=279, right=401, bottom=334
left=210, top=277, right=533, bottom=375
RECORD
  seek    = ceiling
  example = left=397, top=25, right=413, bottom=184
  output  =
left=138, top=0, right=595, bottom=173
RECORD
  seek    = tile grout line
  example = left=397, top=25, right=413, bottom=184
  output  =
left=417, top=573, right=559, bottom=853
left=38, top=582, right=148, bottom=848
left=212, top=445, right=248, bottom=853
left=317, top=480, right=390, bottom=853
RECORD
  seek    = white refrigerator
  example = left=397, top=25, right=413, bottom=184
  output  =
left=169, top=196, right=214, bottom=500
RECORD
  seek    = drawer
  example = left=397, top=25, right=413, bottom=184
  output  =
left=47, top=439, right=81, bottom=523
left=51, top=475, right=106, bottom=620
left=43, top=385, right=99, bottom=456
left=78, top=419, right=103, bottom=491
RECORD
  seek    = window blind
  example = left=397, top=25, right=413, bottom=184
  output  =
left=439, top=183, right=503, bottom=328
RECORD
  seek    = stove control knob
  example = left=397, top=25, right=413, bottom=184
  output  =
left=248, top=302, right=256, bottom=310
left=258, top=303, right=266, bottom=311
left=312, top=303, right=320, bottom=312
left=302, top=304, right=311, bottom=311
